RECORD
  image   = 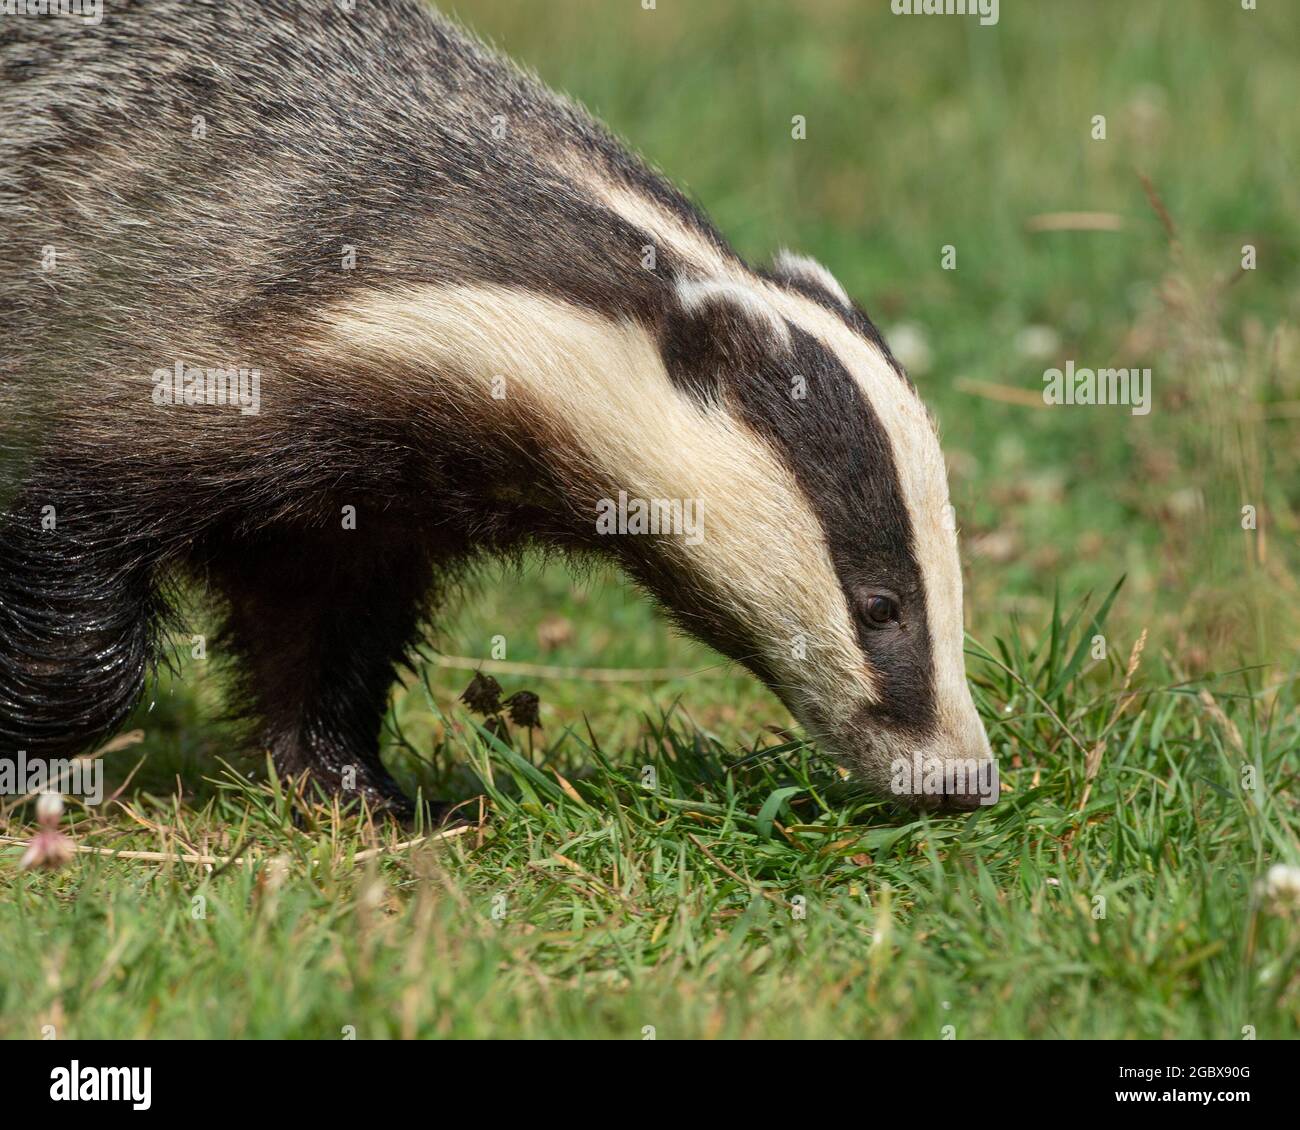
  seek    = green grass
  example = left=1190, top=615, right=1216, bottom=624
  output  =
left=2, top=0, right=1298, bottom=1038
left=4, top=593, right=1298, bottom=1038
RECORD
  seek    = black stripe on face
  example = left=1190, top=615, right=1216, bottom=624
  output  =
left=723, top=326, right=937, bottom=735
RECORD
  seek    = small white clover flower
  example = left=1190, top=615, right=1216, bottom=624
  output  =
left=1013, top=325, right=1061, bottom=364
left=1258, top=864, right=1300, bottom=913
left=35, top=791, right=65, bottom=825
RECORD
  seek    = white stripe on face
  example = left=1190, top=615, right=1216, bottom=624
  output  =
left=759, top=285, right=989, bottom=757
left=674, top=278, right=792, bottom=349
left=305, top=283, right=875, bottom=720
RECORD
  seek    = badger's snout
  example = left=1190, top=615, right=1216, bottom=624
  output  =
left=895, top=724, right=999, bottom=812
left=830, top=694, right=998, bottom=813
left=913, top=754, right=999, bottom=812
left=879, top=740, right=999, bottom=812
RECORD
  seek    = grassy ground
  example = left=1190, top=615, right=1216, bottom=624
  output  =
left=2, top=0, right=1298, bottom=1038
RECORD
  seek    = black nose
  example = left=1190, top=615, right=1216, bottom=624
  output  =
left=935, top=761, right=997, bottom=812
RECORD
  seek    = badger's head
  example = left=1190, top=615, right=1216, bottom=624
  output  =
left=608, top=252, right=997, bottom=811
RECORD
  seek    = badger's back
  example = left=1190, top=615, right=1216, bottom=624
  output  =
left=0, top=0, right=735, bottom=396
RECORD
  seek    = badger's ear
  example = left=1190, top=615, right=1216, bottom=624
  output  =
left=767, top=249, right=851, bottom=309
left=660, top=277, right=790, bottom=395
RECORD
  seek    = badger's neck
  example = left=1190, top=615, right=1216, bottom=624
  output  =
left=307, top=282, right=868, bottom=713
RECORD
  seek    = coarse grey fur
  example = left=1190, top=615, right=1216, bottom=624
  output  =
left=0, top=0, right=992, bottom=814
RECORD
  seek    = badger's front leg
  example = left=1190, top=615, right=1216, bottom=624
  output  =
left=203, top=526, right=436, bottom=817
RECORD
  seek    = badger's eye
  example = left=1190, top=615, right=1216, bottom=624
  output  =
left=858, top=591, right=900, bottom=628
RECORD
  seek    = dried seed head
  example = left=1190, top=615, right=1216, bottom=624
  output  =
left=505, top=691, right=541, bottom=729
left=460, top=671, right=504, bottom=716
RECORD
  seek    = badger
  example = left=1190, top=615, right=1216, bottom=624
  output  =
left=0, top=0, right=996, bottom=816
